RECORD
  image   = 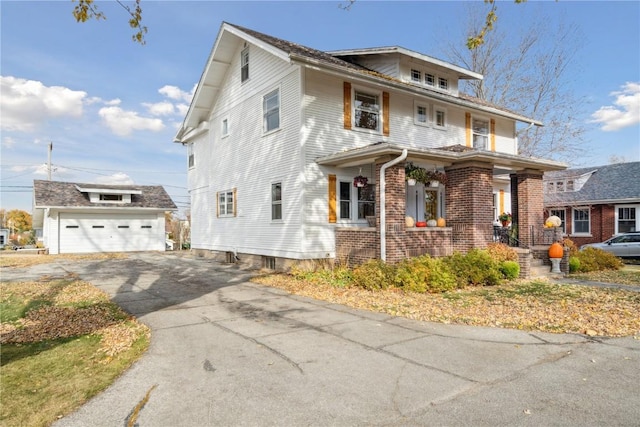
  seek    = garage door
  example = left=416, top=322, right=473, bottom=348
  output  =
left=59, top=213, right=160, bottom=254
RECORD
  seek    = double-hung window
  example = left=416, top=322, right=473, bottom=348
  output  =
left=434, top=106, right=447, bottom=129
left=263, top=89, right=280, bottom=133
left=618, top=206, right=637, bottom=233
left=218, top=190, right=235, bottom=217
left=354, top=90, right=380, bottom=131
left=271, top=182, right=282, bottom=220
left=573, top=208, right=590, bottom=234
left=415, top=103, right=428, bottom=126
left=187, top=143, right=195, bottom=168
left=241, top=47, right=249, bottom=82
left=411, top=69, right=421, bottom=82
left=339, top=181, right=351, bottom=219
left=472, top=119, right=489, bottom=150
left=357, top=184, right=376, bottom=219
left=438, top=77, right=448, bottom=90
left=425, top=74, right=435, bottom=87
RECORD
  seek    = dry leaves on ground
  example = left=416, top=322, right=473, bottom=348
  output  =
left=253, top=275, right=640, bottom=337
left=0, top=252, right=127, bottom=268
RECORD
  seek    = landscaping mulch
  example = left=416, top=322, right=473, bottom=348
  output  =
left=253, top=274, right=640, bottom=338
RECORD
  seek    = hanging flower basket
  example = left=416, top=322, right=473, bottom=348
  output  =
left=353, top=175, right=368, bottom=188
left=405, top=162, right=447, bottom=186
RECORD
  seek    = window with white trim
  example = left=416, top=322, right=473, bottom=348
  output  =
left=263, top=88, right=280, bottom=133
left=218, top=190, right=235, bottom=217
left=411, top=69, right=421, bottom=82
left=618, top=206, right=638, bottom=233
left=354, top=90, right=380, bottom=131
left=549, top=209, right=566, bottom=234
left=339, top=181, right=351, bottom=219
left=434, top=106, right=447, bottom=129
left=414, top=102, right=428, bottom=126
left=357, top=184, right=376, bottom=219
left=188, top=143, right=195, bottom=168
left=222, top=118, right=229, bottom=137
left=472, top=118, right=489, bottom=150
left=438, top=77, right=448, bottom=90
left=271, top=182, right=282, bottom=220
left=100, top=194, right=123, bottom=201
left=425, top=73, right=435, bottom=86
left=241, top=47, right=249, bottom=82
left=572, top=208, right=590, bottom=234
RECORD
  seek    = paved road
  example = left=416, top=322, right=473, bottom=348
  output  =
left=3, top=252, right=639, bottom=426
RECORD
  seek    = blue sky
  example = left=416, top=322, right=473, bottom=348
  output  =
left=1, top=1, right=639, bottom=217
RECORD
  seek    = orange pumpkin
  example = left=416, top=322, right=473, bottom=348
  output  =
left=437, top=217, right=446, bottom=227
left=548, top=242, right=563, bottom=258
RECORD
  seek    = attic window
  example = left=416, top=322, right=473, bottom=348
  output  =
left=241, top=47, right=249, bottom=82
left=100, top=194, right=123, bottom=201
left=425, top=74, right=435, bottom=86
left=411, top=69, right=421, bottom=82
left=438, top=77, right=448, bottom=90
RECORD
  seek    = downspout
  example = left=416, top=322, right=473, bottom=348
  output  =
left=380, top=149, right=408, bottom=262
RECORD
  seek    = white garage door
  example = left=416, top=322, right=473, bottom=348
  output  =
left=59, top=213, right=160, bottom=254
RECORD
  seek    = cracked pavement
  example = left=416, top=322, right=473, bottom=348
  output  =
left=4, top=252, right=638, bottom=426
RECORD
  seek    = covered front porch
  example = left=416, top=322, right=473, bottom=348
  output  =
left=317, top=143, right=566, bottom=266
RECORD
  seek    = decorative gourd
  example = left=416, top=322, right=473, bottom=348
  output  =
left=548, top=242, right=563, bottom=259
left=416, top=221, right=427, bottom=227
left=427, top=219, right=437, bottom=227
left=436, top=217, right=446, bottom=227
left=405, top=216, right=415, bottom=228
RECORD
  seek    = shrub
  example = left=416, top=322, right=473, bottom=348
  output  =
left=443, top=249, right=503, bottom=286
left=500, top=260, right=520, bottom=279
left=574, top=247, right=623, bottom=272
left=568, top=256, right=581, bottom=273
left=486, top=243, right=518, bottom=262
left=563, top=238, right=579, bottom=256
left=393, top=255, right=457, bottom=293
left=351, top=259, right=395, bottom=290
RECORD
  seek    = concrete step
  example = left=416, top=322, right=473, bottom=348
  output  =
left=529, top=263, right=564, bottom=279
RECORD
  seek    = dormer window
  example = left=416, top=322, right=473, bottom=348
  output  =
left=425, top=74, right=435, bottom=86
left=411, top=69, right=421, bottom=82
left=100, top=194, right=123, bottom=202
left=438, top=77, right=448, bottom=90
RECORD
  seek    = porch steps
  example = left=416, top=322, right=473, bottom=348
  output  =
left=529, top=258, right=565, bottom=280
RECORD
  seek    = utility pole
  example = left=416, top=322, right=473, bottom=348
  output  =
left=47, top=142, right=53, bottom=181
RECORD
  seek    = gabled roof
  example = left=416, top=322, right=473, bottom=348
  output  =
left=175, top=22, right=541, bottom=142
left=544, top=162, right=640, bottom=205
left=33, top=180, right=177, bottom=210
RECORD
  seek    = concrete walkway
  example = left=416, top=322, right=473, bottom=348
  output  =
left=3, top=252, right=639, bottom=426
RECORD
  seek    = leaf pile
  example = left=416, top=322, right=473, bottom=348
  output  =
left=253, top=275, right=640, bottom=337
left=0, top=252, right=127, bottom=268
left=0, top=279, right=148, bottom=358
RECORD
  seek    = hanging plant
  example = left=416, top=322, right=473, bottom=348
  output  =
left=353, top=175, right=368, bottom=188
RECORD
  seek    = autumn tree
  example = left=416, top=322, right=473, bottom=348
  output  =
left=73, top=0, right=146, bottom=44
left=445, top=6, right=588, bottom=162
left=5, top=209, right=32, bottom=233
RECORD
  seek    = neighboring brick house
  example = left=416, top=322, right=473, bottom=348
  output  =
left=543, top=162, right=640, bottom=247
left=175, top=22, right=566, bottom=270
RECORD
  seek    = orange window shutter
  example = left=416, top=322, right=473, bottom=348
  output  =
left=233, top=188, right=237, bottom=217
left=328, top=174, right=337, bottom=223
left=465, top=112, right=471, bottom=147
left=216, top=191, right=220, bottom=217
left=499, top=189, right=505, bottom=214
left=383, top=91, right=389, bottom=136
left=490, top=119, right=496, bottom=151
left=343, top=82, right=352, bottom=130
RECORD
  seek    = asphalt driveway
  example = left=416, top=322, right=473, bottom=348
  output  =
left=4, top=252, right=639, bottom=426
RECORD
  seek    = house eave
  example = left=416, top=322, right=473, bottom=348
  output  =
left=316, top=143, right=567, bottom=172
left=545, top=197, right=640, bottom=207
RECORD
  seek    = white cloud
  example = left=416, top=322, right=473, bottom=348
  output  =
left=98, top=106, right=165, bottom=136
left=158, top=85, right=194, bottom=103
left=2, top=136, right=17, bottom=148
left=590, top=82, right=640, bottom=131
left=0, top=76, right=86, bottom=132
left=144, top=101, right=175, bottom=116
left=94, top=172, right=135, bottom=185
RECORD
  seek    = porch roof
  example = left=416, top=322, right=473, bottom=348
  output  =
left=316, top=143, right=567, bottom=173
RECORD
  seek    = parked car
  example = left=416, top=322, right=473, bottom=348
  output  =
left=580, top=232, right=640, bottom=257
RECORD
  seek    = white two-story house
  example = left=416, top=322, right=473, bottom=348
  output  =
left=175, top=22, right=566, bottom=270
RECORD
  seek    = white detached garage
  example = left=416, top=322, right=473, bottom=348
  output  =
left=32, top=180, right=177, bottom=254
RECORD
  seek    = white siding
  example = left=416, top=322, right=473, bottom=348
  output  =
left=190, top=40, right=306, bottom=258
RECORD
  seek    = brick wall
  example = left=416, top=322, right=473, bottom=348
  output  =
left=445, top=162, right=494, bottom=251
left=511, top=170, right=543, bottom=248
left=335, top=227, right=378, bottom=266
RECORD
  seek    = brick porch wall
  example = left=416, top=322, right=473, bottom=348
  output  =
left=445, top=162, right=494, bottom=252
left=511, top=170, right=544, bottom=248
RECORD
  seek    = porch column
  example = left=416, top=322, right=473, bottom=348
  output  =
left=445, top=161, right=494, bottom=252
left=375, top=157, right=406, bottom=263
left=510, top=169, right=544, bottom=248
